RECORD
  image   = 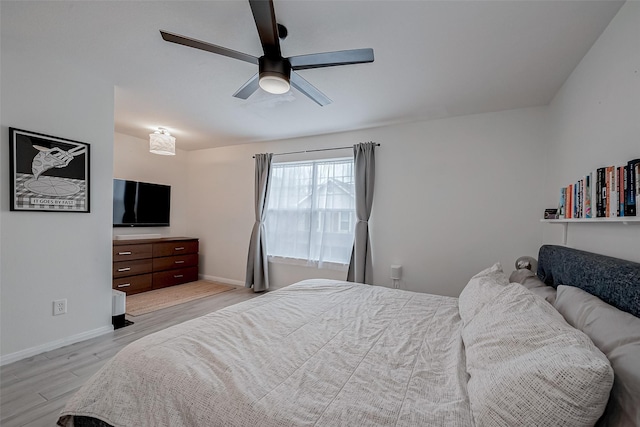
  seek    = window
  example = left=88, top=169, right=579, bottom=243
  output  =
left=265, top=158, right=355, bottom=268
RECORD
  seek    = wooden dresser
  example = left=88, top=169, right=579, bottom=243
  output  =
left=113, top=237, right=199, bottom=295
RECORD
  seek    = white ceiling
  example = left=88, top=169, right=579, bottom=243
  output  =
left=1, top=1, right=624, bottom=151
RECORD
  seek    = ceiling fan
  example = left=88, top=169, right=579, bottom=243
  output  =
left=160, top=0, right=374, bottom=106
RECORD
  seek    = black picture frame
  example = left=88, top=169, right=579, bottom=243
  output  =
left=9, top=128, right=90, bottom=213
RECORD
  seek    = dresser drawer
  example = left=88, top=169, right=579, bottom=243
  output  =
left=153, top=240, right=198, bottom=258
left=113, top=273, right=152, bottom=295
left=113, top=244, right=153, bottom=262
left=152, top=266, right=198, bottom=289
left=113, top=259, right=153, bottom=278
left=153, top=253, right=198, bottom=272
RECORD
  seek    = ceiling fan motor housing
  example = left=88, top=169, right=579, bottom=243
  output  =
left=259, top=56, right=291, bottom=94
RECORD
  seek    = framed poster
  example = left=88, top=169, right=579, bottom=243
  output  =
left=9, top=128, right=90, bottom=212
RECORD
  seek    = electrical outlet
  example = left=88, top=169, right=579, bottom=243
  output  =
left=53, top=299, right=67, bottom=316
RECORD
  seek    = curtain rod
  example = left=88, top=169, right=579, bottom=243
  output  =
left=252, top=142, right=380, bottom=158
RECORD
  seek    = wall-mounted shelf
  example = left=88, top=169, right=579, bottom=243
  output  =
left=540, top=217, right=640, bottom=244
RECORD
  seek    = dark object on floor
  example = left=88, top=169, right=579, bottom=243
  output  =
left=111, top=314, right=133, bottom=330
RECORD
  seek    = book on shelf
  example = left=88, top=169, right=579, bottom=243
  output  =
left=596, top=167, right=606, bottom=218
left=575, top=181, right=579, bottom=218
left=585, top=173, right=592, bottom=218
left=576, top=179, right=580, bottom=218
left=618, top=166, right=626, bottom=217
left=581, top=180, right=584, bottom=218
left=615, top=166, right=620, bottom=217
left=567, top=184, right=573, bottom=219
left=635, top=162, right=640, bottom=216
left=558, top=187, right=566, bottom=219
left=628, top=158, right=640, bottom=216
left=605, top=167, right=610, bottom=217
left=606, top=166, right=618, bottom=217
left=578, top=178, right=583, bottom=218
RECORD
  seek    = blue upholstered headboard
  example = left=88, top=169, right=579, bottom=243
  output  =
left=537, top=245, right=640, bottom=318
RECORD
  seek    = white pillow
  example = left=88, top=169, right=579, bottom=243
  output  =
left=528, top=285, right=557, bottom=306
left=555, top=285, right=640, bottom=427
left=463, top=283, right=613, bottom=426
left=458, top=262, right=509, bottom=325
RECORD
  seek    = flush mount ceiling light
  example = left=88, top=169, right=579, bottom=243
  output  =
left=149, top=128, right=176, bottom=156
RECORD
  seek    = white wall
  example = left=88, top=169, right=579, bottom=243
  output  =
left=113, top=132, right=190, bottom=238
left=1, top=49, right=114, bottom=360
left=187, top=107, right=549, bottom=296
left=543, top=1, right=640, bottom=262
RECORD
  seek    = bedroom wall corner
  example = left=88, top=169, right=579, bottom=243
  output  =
left=113, top=132, right=190, bottom=238
left=0, top=38, right=114, bottom=361
left=544, top=1, right=640, bottom=262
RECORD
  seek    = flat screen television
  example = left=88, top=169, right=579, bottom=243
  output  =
left=113, top=179, right=171, bottom=227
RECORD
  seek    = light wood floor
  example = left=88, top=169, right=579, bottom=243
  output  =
left=0, top=285, right=259, bottom=427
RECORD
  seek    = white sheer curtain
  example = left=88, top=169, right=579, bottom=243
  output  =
left=265, top=158, right=356, bottom=269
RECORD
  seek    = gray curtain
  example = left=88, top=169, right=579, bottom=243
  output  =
left=347, top=142, right=376, bottom=284
left=245, top=153, right=273, bottom=292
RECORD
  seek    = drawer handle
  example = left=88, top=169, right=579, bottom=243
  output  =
left=175, top=247, right=185, bottom=251
left=118, top=284, right=131, bottom=288
left=174, top=260, right=185, bottom=264
left=117, top=267, right=131, bottom=272
left=118, top=251, right=132, bottom=255
left=174, top=275, right=184, bottom=278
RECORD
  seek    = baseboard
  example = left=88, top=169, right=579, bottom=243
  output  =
left=200, top=274, right=245, bottom=287
left=0, top=325, right=114, bottom=366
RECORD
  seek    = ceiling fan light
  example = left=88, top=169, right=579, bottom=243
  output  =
left=149, top=129, right=176, bottom=155
left=259, top=74, right=290, bottom=94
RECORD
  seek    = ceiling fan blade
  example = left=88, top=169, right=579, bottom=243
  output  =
left=160, top=30, right=258, bottom=65
left=289, top=48, right=374, bottom=70
left=290, top=72, right=332, bottom=106
left=248, top=0, right=281, bottom=57
left=232, top=73, right=260, bottom=99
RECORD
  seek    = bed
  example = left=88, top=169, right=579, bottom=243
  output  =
left=58, top=245, right=640, bottom=427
